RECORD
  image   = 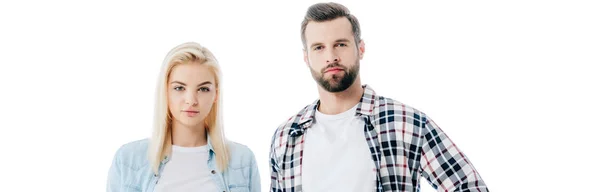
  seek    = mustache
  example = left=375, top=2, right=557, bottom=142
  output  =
left=321, top=63, right=347, bottom=73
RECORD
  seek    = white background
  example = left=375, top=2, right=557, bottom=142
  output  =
left=1, top=0, right=599, bottom=191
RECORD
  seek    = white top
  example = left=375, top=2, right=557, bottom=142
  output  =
left=154, top=144, right=219, bottom=192
left=302, top=104, right=376, bottom=192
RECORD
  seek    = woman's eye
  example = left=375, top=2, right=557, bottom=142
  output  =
left=174, top=86, right=184, bottom=91
left=199, top=87, right=210, bottom=92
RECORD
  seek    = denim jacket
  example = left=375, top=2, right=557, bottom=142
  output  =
left=106, top=136, right=260, bottom=192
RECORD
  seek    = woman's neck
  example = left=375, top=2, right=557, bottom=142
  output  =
left=171, top=121, right=207, bottom=147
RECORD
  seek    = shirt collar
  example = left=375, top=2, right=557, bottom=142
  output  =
left=291, top=84, right=377, bottom=137
left=161, top=134, right=217, bottom=163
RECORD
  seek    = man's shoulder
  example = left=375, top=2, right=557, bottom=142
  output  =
left=375, top=95, right=426, bottom=116
left=372, top=95, right=432, bottom=130
left=269, top=102, right=315, bottom=148
left=274, top=103, right=315, bottom=133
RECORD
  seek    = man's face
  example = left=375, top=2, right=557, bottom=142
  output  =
left=303, top=17, right=365, bottom=92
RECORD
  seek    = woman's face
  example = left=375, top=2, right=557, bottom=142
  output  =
left=167, top=62, right=217, bottom=129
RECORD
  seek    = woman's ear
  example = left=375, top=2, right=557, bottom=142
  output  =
left=213, top=88, right=219, bottom=103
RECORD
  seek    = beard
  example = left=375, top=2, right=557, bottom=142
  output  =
left=310, top=61, right=359, bottom=92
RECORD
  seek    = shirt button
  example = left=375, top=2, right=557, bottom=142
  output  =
left=211, top=170, right=216, bottom=174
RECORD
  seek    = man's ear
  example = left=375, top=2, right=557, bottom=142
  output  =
left=358, top=40, right=365, bottom=59
left=303, top=49, right=309, bottom=66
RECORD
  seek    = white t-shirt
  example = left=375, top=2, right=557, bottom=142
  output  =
left=302, top=104, right=376, bottom=192
left=154, top=144, right=219, bottom=192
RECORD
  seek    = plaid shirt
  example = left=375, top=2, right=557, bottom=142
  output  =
left=269, top=84, right=488, bottom=192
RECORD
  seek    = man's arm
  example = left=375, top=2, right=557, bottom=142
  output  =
left=419, top=116, right=488, bottom=192
left=269, top=130, right=283, bottom=192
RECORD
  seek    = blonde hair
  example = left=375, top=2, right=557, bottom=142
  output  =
left=148, top=42, right=229, bottom=174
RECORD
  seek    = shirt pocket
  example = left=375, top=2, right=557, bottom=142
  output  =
left=225, top=166, right=250, bottom=192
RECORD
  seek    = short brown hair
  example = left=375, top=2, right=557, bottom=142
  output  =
left=301, top=2, right=361, bottom=49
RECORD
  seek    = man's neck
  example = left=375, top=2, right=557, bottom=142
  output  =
left=316, top=78, right=364, bottom=115
left=171, top=121, right=207, bottom=147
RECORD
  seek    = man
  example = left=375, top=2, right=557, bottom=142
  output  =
left=269, top=2, right=488, bottom=192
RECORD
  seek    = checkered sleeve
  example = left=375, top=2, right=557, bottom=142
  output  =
left=269, top=129, right=283, bottom=192
left=419, top=115, right=488, bottom=192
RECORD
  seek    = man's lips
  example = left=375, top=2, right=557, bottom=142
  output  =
left=324, top=67, right=344, bottom=73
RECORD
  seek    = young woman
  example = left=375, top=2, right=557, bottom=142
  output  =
left=107, top=42, right=260, bottom=192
